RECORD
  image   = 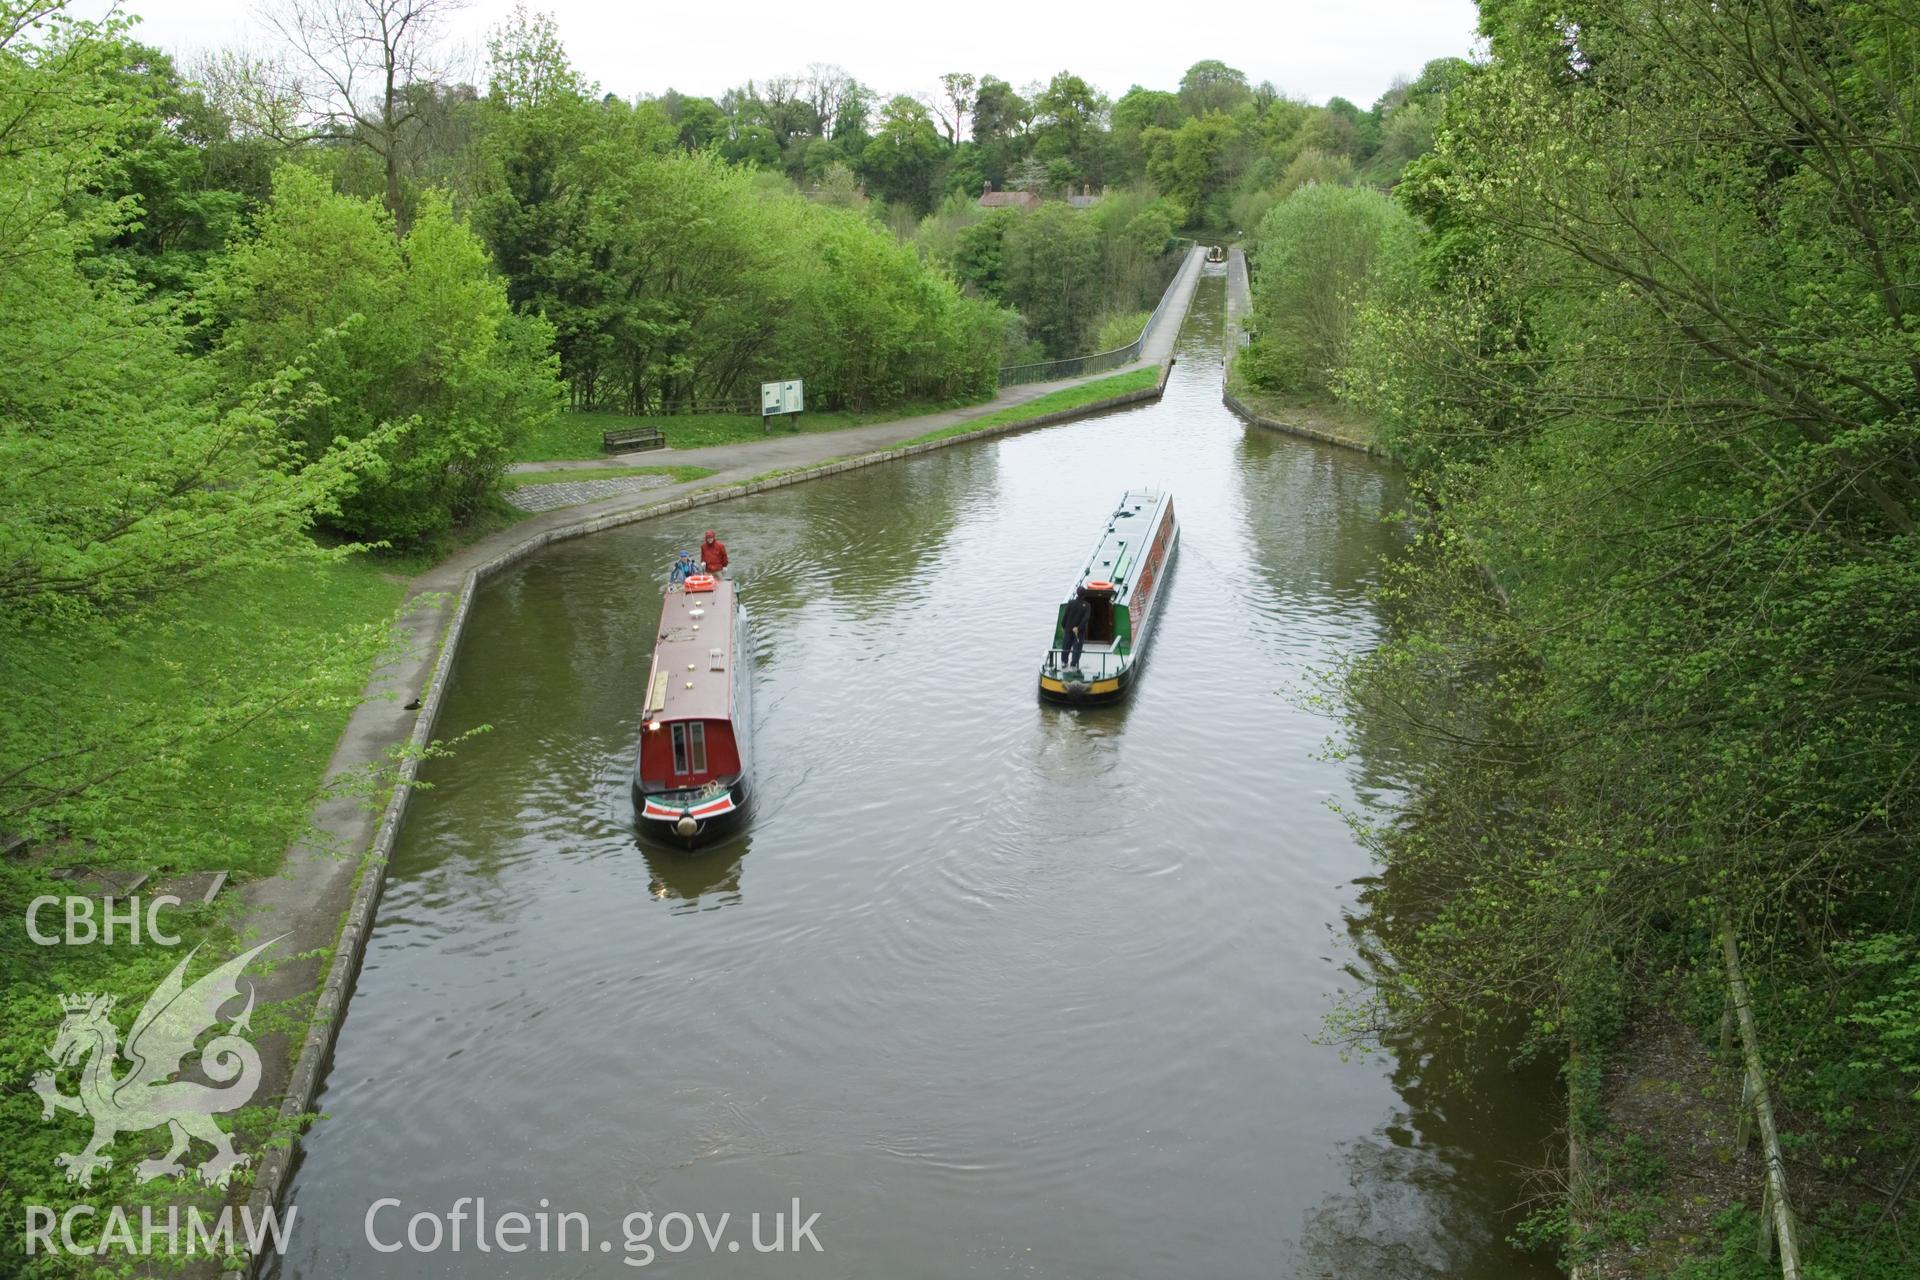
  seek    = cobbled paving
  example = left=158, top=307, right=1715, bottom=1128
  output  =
left=507, top=474, right=675, bottom=512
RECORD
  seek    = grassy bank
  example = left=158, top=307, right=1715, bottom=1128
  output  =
left=902, top=367, right=1159, bottom=446
left=1, top=553, right=414, bottom=1275
left=0, top=481, right=572, bottom=1277
left=518, top=395, right=992, bottom=462
left=1224, top=365, right=1378, bottom=451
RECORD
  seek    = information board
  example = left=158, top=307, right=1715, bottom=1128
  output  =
left=761, top=379, right=805, bottom=417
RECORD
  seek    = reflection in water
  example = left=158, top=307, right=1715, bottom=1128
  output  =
left=638, top=833, right=746, bottom=908
left=272, top=268, right=1555, bottom=1279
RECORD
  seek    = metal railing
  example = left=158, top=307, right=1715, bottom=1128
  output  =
left=1042, top=647, right=1128, bottom=679
left=998, top=345, right=1144, bottom=387
left=996, top=245, right=1201, bottom=387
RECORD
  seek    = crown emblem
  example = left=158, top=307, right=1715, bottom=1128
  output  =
left=59, top=992, right=112, bottom=1015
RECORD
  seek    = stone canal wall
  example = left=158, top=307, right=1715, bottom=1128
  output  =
left=225, top=247, right=1205, bottom=1278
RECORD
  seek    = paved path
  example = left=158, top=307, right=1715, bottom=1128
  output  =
left=223, top=246, right=1206, bottom=1263
left=1225, top=245, right=1252, bottom=346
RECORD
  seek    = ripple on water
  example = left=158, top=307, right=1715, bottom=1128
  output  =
left=274, top=271, right=1554, bottom=1280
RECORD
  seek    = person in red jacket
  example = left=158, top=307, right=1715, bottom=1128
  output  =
left=699, top=530, right=729, bottom=574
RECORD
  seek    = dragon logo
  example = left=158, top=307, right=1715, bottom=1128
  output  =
left=32, top=937, right=280, bottom=1189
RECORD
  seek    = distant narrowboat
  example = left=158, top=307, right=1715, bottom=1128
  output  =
left=1206, top=243, right=1226, bottom=263
left=632, top=573, right=753, bottom=847
left=1039, top=489, right=1178, bottom=704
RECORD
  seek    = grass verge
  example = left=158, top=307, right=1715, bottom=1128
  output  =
left=1225, top=365, right=1379, bottom=450
left=902, top=367, right=1159, bottom=446
left=505, top=464, right=715, bottom=489
left=516, top=395, right=992, bottom=461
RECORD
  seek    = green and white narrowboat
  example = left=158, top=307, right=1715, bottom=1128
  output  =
left=1038, top=489, right=1178, bottom=703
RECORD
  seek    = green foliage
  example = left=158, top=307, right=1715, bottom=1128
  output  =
left=1092, top=310, right=1150, bottom=354
left=1177, top=59, right=1251, bottom=117
left=1507, top=1199, right=1568, bottom=1260
left=0, top=560, right=404, bottom=1278
left=861, top=95, right=944, bottom=215
left=1000, top=203, right=1104, bottom=357
left=1328, top=0, right=1920, bottom=1245
left=1242, top=183, right=1420, bottom=394
left=204, top=168, right=563, bottom=542
left=1030, top=71, right=1108, bottom=186
left=1831, top=935, right=1920, bottom=1101
left=474, top=52, right=1003, bottom=419
left=0, top=3, right=381, bottom=629
left=791, top=207, right=1003, bottom=407
left=1668, top=1205, right=1918, bottom=1280
left=1144, top=112, right=1243, bottom=225
left=80, top=44, right=274, bottom=295
left=935, top=193, right=1179, bottom=359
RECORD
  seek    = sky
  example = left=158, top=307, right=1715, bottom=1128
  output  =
left=106, top=0, right=1484, bottom=110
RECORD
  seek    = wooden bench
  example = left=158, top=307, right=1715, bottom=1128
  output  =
left=601, top=427, right=665, bottom=452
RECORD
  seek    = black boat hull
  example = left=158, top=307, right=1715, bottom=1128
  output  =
left=633, top=779, right=749, bottom=850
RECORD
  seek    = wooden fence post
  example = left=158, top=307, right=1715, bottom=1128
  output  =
left=1719, top=912, right=1804, bottom=1280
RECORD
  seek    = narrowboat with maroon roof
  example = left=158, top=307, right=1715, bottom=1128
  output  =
left=1039, top=489, right=1178, bottom=704
left=632, top=572, right=753, bottom=847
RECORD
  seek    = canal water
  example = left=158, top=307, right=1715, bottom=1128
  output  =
left=272, top=268, right=1557, bottom=1278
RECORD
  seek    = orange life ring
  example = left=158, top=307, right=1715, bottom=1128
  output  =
left=1084, top=579, right=1115, bottom=592
left=684, top=573, right=717, bottom=592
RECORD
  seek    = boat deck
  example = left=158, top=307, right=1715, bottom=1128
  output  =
left=644, top=578, right=738, bottom=722
left=1077, top=489, right=1173, bottom=607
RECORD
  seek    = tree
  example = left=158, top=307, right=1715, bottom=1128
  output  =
left=1331, top=2, right=1920, bottom=1149
left=1031, top=71, right=1107, bottom=184
left=1000, top=203, right=1103, bottom=356
left=260, top=0, right=470, bottom=225
left=720, top=120, right=781, bottom=169
left=831, top=80, right=874, bottom=146
left=859, top=94, right=943, bottom=215
left=0, top=0, right=383, bottom=870
left=204, top=167, right=561, bottom=539
left=485, top=2, right=585, bottom=109
left=191, top=44, right=309, bottom=144
left=1320, top=95, right=1377, bottom=159
left=1144, top=112, right=1242, bottom=225
left=802, top=62, right=862, bottom=138
left=1109, top=86, right=1180, bottom=183
left=1275, top=146, right=1353, bottom=197
left=931, top=71, right=975, bottom=145
left=657, top=90, right=726, bottom=151
left=1177, top=59, right=1249, bottom=116
left=1242, top=183, right=1417, bottom=393
left=81, top=44, right=275, bottom=294
left=785, top=208, right=1001, bottom=408
left=810, top=161, right=866, bottom=209
left=970, top=75, right=1026, bottom=144
left=938, top=141, right=988, bottom=199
